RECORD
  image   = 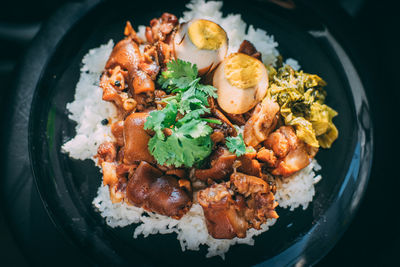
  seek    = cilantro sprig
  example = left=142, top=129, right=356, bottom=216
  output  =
left=226, top=134, right=246, bottom=157
left=144, top=60, right=219, bottom=167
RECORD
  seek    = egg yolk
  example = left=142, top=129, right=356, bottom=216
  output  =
left=188, top=19, right=227, bottom=50
left=224, top=53, right=263, bottom=89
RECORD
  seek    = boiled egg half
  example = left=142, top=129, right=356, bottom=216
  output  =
left=213, top=53, right=269, bottom=114
left=174, top=19, right=228, bottom=75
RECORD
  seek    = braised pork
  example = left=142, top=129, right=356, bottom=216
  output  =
left=126, top=161, right=192, bottom=219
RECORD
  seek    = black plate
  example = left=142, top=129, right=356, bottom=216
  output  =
left=23, top=0, right=373, bottom=266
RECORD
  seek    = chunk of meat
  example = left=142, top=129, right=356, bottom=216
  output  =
left=208, top=118, right=236, bottom=139
left=105, top=38, right=141, bottom=74
left=197, top=184, right=248, bottom=239
left=211, top=108, right=237, bottom=134
left=139, top=45, right=160, bottom=79
left=100, top=38, right=142, bottom=109
left=116, top=163, right=137, bottom=178
left=265, top=125, right=298, bottom=158
left=101, top=161, right=126, bottom=203
left=223, top=112, right=246, bottom=126
left=132, top=70, right=155, bottom=94
left=102, top=161, right=118, bottom=186
left=124, top=21, right=144, bottom=44
left=157, top=41, right=174, bottom=68
left=134, top=91, right=155, bottom=112
left=100, top=66, right=128, bottom=107
left=230, top=172, right=269, bottom=197
left=271, top=142, right=312, bottom=176
left=230, top=172, right=279, bottom=229
left=237, top=152, right=262, bottom=177
left=178, top=179, right=192, bottom=193
left=123, top=112, right=155, bottom=164
left=146, top=13, right=178, bottom=43
left=194, top=147, right=236, bottom=181
left=198, top=172, right=279, bottom=239
left=238, top=40, right=262, bottom=61
left=165, top=168, right=187, bottom=179
left=96, top=141, right=117, bottom=164
left=265, top=126, right=317, bottom=177
left=194, top=148, right=263, bottom=181
left=256, top=147, right=277, bottom=167
left=101, top=37, right=158, bottom=112
left=111, top=121, right=124, bottom=147
left=210, top=131, right=225, bottom=144
left=244, top=98, right=280, bottom=147
left=126, top=161, right=192, bottom=219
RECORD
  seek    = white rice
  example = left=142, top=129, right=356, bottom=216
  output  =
left=93, top=185, right=276, bottom=259
left=62, top=0, right=318, bottom=259
left=62, top=40, right=118, bottom=162
left=275, top=159, right=322, bottom=211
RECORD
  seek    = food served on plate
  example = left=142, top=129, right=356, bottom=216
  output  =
left=62, top=0, right=337, bottom=258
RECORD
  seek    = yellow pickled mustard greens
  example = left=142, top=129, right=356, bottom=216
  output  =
left=188, top=19, right=227, bottom=50
left=267, top=65, right=338, bottom=148
left=224, top=53, right=263, bottom=89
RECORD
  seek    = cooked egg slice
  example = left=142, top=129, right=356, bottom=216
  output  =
left=174, top=19, right=228, bottom=75
left=213, top=53, right=269, bottom=114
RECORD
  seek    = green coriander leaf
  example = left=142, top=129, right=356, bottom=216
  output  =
left=177, top=120, right=213, bottom=138
left=158, top=59, right=198, bottom=89
left=197, top=84, right=218, bottom=99
left=178, top=109, right=208, bottom=124
left=144, top=100, right=178, bottom=139
left=148, top=59, right=219, bottom=167
left=167, top=59, right=198, bottom=79
left=226, top=134, right=246, bottom=156
left=148, top=133, right=212, bottom=167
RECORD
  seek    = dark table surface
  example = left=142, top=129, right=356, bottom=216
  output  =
left=0, top=0, right=399, bottom=266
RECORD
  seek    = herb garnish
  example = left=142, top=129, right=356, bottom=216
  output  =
left=144, top=60, right=221, bottom=167
left=226, top=134, right=246, bottom=157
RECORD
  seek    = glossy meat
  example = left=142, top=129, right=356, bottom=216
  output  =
left=100, top=66, right=128, bottom=108
left=106, top=38, right=140, bottom=74
left=197, top=184, right=248, bottom=239
left=145, top=13, right=178, bottom=43
left=111, top=121, right=124, bottom=147
left=223, top=112, right=246, bottom=126
left=230, top=172, right=278, bottom=229
left=243, top=98, right=280, bottom=147
left=139, top=46, right=160, bottom=80
left=230, top=172, right=270, bottom=197
left=123, top=112, right=155, bottom=164
left=101, top=161, right=127, bottom=203
left=265, top=125, right=298, bottom=158
left=237, top=152, right=262, bottom=177
left=238, top=40, right=262, bottom=61
left=132, top=70, right=155, bottom=94
left=127, top=162, right=192, bottom=219
left=265, top=126, right=316, bottom=177
left=256, top=147, right=277, bottom=167
left=101, top=34, right=157, bottom=112
left=96, top=141, right=117, bottom=164
left=194, top=147, right=236, bottom=181
left=194, top=148, right=263, bottom=182
left=198, top=172, right=279, bottom=239
left=271, top=142, right=312, bottom=176
left=211, top=108, right=237, bottom=134
left=145, top=13, right=178, bottom=69
left=124, top=21, right=144, bottom=44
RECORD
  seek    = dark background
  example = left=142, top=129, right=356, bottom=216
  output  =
left=0, top=0, right=398, bottom=266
